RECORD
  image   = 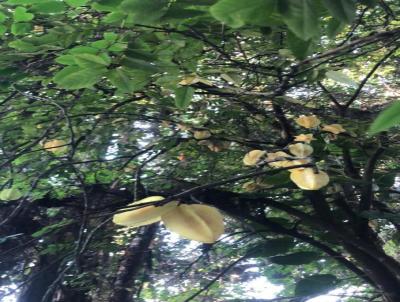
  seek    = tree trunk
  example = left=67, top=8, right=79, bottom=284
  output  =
left=109, top=224, right=157, bottom=302
left=17, top=256, right=61, bottom=302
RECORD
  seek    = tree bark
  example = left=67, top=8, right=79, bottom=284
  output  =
left=109, top=224, right=157, bottom=302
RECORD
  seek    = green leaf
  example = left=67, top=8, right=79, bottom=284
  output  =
left=175, top=86, right=194, bottom=109
left=53, top=66, right=107, bottom=89
left=210, top=0, right=278, bottom=28
left=9, top=39, right=39, bottom=51
left=322, top=0, right=356, bottom=24
left=119, top=0, right=168, bottom=24
left=263, top=171, right=291, bottom=185
left=295, top=274, right=338, bottom=297
left=120, top=57, right=160, bottom=73
left=286, top=31, right=313, bottom=59
left=73, top=53, right=111, bottom=68
left=11, top=22, right=32, bottom=35
left=325, top=70, right=358, bottom=87
left=0, top=25, right=7, bottom=36
left=326, top=18, right=346, bottom=38
left=0, top=11, right=8, bottom=23
left=65, top=0, right=88, bottom=7
left=55, top=54, right=76, bottom=65
left=280, top=0, right=320, bottom=40
left=32, top=219, right=74, bottom=238
left=108, top=68, right=135, bottom=93
left=0, top=187, right=23, bottom=201
left=360, top=0, right=378, bottom=7
left=269, top=251, right=321, bottom=265
left=368, top=101, right=400, bottom=135
left=361, top=210, right=400, bottom=223
left=250, top=238, right=295, bottom=258
left=7, top=0, right=47, bottom=3
left=69, top=46, right=98, bottom=55
left=31, top=1, right=67, bottom=14
left=13, top=7, right=34, bottom=22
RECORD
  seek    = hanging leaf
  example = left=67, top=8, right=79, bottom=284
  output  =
left=250, top=238, right=295, bottom=258
left=322, top=0, right=356, bottom=24
left=295, top=274, right=338, bottom=297
left=175, top=86, right=194, bottom=109
left=280, top=0, right=320, bottom=41
left=210, top=0, right=278, bottom=28
left=269, top=251, right=321, bottom=265
left=325, top=70, right=358, bottom=88
left=0, top=187, right=23, bottom=201
left=53, top=66, right=107, bottom=89
left=368, top=101, right=400, bottom=135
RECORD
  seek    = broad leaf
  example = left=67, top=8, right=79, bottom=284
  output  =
left=280, top=0, right=320, bottom=40
left=250, top=238, right=295, bottom=258
left=295, top=274, right=338, bottom=297
left=322, top=0, right=356, bottom=24
left=287, top=31, right=313, bottom=59
left=269, top=251, right=321, bottom=265
left=73, top=53, right=111, bottom=68
left=108, top=68, right=135, bottom=93
left=368, top=101, right=400, bottom=135
left=175, top=86, right=194, bottom=109
left=210, top=0, right=278, bottom=28
left=325, top=70, right=358, bottom=87
left=0, top=187, right=23, bottom=201
left=119, top=0, right=168, bottom=24
left=13, top=7, right=34, bottom=22
left=53, top=66, right=107, bottom=89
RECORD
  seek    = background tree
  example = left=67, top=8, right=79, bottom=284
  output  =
left=0, top=0, right=400, bottom=301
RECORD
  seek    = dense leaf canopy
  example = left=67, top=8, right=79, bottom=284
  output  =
left=0, top=1, right=400, bottom=302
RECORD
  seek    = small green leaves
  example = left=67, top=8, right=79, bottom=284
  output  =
left=369, top=101, right=400, bottom=135
left=0, top=187, right=23, bottom=201
left=325, top=70, right=358, bottom=87
left=295, top=274, right=338, bottom=297
left=175, top=86, right=194, bottom=109
left=13, top=7, right=34, bottom=22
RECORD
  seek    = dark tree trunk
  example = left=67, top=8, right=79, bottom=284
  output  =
left=109, top=224, right=158, bottom=302
left=17, top=256, right=61, bottom=302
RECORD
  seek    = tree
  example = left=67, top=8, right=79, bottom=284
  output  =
left=0, top=0, right=400, bottom=301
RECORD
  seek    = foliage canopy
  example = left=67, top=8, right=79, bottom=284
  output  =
left=0, top=0, right=400, bottom=301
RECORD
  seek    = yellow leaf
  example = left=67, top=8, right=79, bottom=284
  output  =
left=242, top=181, right=259, bottom=192
left=179, top=75, right=213, bottom=86
left=290, top=168, right=329, bottom=190
left=193, top=130, right=211, bottom=140
left=294, top=133, right=314, bottom=144
left=161, top=204, right=224, bottom=243
left=322, top=124, right=346, bottom=134
left=266, top=151, right=292, bottom=168
left=43, top=139, right=68, bottom=154
left=113, top=196, right=178, bottom=227
left=295, top=115, right=321, bottom=129
left=243, top=150, right=266, bottom=166
left=288, top=143, right=313, bottom=158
